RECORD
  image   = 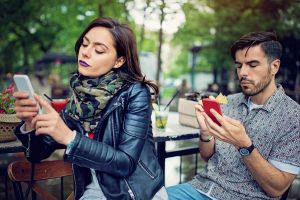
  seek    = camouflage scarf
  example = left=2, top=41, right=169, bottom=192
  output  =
left=65, top=71, right=125, bottom=132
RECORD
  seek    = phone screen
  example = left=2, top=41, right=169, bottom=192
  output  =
left=202, top=98, right=222, bottom=126
left=13, top=74, right=42, bottom=113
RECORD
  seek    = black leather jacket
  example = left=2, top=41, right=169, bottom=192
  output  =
left=15, top=82, right=164, bottom=200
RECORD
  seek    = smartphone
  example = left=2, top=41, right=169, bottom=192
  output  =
left=13, top=74, right=42, bottom=114
left=202, top=98, right=222, bottom=126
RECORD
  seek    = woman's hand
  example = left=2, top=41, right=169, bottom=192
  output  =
left=13, top=91, right=40, bottom=130
left=31, top=95, right=75, bottom=145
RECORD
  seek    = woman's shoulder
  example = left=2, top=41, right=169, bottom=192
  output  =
left=126, top=82, right=150, bottom=95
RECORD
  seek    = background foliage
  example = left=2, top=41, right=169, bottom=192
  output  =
left=1, top=0, right=299, bottom=95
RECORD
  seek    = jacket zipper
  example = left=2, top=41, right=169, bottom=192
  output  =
left=138, top=160, right=155, bottom=179
left=112, top=117, right=116, bottom=148
left=26, top=134, right=31, bottom=157
left=94, top=102, right=121, bottom=141
left=124, top=179, right=136, bottom=200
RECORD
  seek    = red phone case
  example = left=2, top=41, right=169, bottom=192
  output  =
left=202, top=98, right=222, bottom=126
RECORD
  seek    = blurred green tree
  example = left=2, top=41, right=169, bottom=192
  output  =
left=170, top=0, right=299, bottom=93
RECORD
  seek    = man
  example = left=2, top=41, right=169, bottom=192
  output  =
left=167, top=32, right=300, bottom=200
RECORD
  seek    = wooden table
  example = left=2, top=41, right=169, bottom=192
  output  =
left=153, top=112, right=200, bottom=174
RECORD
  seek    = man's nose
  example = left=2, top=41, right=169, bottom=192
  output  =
left=239, top=65, right=249, bottom=76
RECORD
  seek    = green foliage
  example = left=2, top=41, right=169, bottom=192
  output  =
left=169, top=0, right=299, bottom=88
left=0, top=0, right=136, bottom=75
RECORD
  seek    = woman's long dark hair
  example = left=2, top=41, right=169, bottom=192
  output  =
left=74, top=17, right=159, bottom=95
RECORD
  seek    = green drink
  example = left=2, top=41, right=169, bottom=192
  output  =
left=154, top=107, right=169, bottom=131
left=155, top=114, right=168, bottom=129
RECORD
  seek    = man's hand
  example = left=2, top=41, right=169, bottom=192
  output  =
left=31, top=95, right=75, bottom=145
left=195, top=99, right=211, bottom=136
left=202, top=108, right=252, bottom=148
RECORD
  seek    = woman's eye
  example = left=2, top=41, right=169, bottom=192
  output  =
left=82, top=43, right=88, bottom=47
left=95, top=50, right=104, bottom=54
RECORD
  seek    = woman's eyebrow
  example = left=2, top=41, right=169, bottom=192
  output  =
left=83, top=36, right=108, bottom=49
left=94, top=42, right=108, bottom=49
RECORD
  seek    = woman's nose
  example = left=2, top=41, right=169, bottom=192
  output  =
left=82, top=46, right=91, bottom=58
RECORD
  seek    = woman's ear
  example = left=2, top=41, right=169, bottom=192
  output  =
left=271, top=59, right=280, bottom=75
left=113, top=56, right=126, bottom=69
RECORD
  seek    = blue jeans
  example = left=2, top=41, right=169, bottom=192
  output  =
left=166, top=183, right=213, bottom=200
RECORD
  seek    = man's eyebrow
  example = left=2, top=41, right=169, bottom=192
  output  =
left=246, top=60, right=260, bottom=65
left=83, top=36, right=108, bottom=49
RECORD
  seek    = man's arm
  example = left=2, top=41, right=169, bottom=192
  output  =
left=195, top=101, right=216, bottom=161
left=204, top=110, right=297, bottom=197
left=199, top=134, right=215, bottom=162
left=242, top=149, right=296, bottom=197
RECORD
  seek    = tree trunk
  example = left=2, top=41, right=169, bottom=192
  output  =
left=155, top=0, right=165, bottom=83
left=139, top=0, right=151, bottom=50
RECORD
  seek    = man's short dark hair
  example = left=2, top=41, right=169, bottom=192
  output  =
left=230, top=31, right=282, bottom=63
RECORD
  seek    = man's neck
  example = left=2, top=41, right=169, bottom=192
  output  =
left=250, top=82, right=277, bottom=105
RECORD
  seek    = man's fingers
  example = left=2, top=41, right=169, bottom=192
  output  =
left=203, top=112, right=223, bottom=133
left=195, top=104, right=204, bottom=112
left=223, top=116, right=241, bottom=126
left=210, top=109, right=224, bottom=125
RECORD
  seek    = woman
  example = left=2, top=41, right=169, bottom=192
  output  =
left=13, top=17, right=166, bottom=200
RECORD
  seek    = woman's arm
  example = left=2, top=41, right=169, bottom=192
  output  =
left=14, top=122, right=63, bottom=162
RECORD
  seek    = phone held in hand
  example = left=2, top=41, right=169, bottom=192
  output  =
left=13, top=74, right=42, bottom=114
left=202, top=98, right=222, bottom=126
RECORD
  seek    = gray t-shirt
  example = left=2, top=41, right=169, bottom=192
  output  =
left=190, top=85, right=300, bottom=200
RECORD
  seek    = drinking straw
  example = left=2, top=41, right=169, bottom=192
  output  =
left=44, top=94, right=53, bottom=102
left=163, top=90, right=180, bottom=111
left=157, top=95, right=161, bottom=111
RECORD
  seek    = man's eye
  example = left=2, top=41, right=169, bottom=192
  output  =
left=249, top=64, right=258, bottom=68
left=235, top=63, right=242, bottom=69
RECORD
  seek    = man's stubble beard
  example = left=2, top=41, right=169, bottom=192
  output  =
left=240, top=66, right=273, bottom=96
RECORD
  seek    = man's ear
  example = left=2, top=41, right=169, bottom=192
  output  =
left=113, top=56, right=126, bottom=69
left=271, top=59, right=280, bottom=75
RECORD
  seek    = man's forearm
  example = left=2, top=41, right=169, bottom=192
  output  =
left=243, top=149, right=296, bottom=197
left=199, top=134, right=215, bottom=161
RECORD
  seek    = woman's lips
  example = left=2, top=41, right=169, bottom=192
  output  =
left=79, top=60, right=90, bottom=67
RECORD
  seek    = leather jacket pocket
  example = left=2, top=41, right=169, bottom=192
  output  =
left=138, top=160, right=157, bottom=179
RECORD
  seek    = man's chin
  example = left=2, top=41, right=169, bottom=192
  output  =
left=242, top=88, right=254, bottom=96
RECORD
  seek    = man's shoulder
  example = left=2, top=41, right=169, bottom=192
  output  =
left=226, top=92, right=245, bottom=104
left=280, top=94, right=300, bottom=116
left=281, top=93, right=300, bottom=108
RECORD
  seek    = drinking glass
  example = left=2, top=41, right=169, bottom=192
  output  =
left=154, top=105, right=169, bottom=132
